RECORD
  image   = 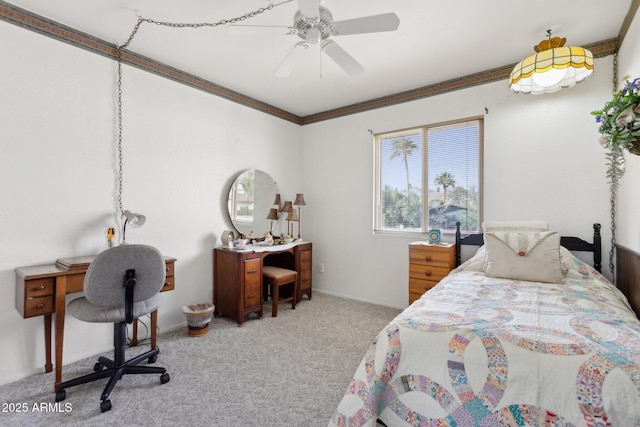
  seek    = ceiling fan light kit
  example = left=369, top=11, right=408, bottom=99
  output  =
left=270, top=0, right=400, bottom=77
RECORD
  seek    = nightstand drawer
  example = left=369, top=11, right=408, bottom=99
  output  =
left=409, top=279, right=438, bottom=295
left=409, top=264, right=450, bottom=282
left=408, top=242, right=455, bottom=305
left=25, top=296, right=54, bottom=317
left=409, top=245, right=454, bottom=267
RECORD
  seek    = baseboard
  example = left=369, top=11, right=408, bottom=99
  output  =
left=313, top=289, right=405, bottom=311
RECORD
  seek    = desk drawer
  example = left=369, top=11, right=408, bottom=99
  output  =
left=25, top=278, right=54, bottom=298
left=165, top=262, right=175, bottom=277
left=300, top=250, right=311, bottom=269
left=244, top=259, right=261, bottom=285
left=25, top=296, right=53, bottom=317
left=162, top=276, right=175, bottom=292
left=66, top=273, right=85, bottom=293
left=245, top=281, right=261, bottom=308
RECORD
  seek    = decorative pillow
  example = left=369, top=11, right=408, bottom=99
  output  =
left=483, top=231, right=565, bottom=283
left=460, top=246, right=485, bottom=272
left=482, top=221, right=548, bottom=233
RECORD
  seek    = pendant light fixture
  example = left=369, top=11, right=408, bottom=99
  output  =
left=510, top=30, right=593, bottom=94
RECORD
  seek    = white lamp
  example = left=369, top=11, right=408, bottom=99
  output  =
left=121, top=210, right=146, bottom=244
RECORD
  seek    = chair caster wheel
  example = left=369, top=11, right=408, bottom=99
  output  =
left=55, top=390, right=66, bottom=402
left=94, top=362, right=104, bottom=371
left=100, top=399, right=112, bottom=412
left=148, top=354, right=158, bottom=364
left=160, top=372, right=170, bottom=384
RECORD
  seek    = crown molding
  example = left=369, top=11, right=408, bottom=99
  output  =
left=0, top=1, right=626, bottom=126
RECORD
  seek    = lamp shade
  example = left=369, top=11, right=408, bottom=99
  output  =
left=510, top=34, right=593, bottom=95
left=266, top=208, right=279, bottom=220
left=293, top=193, right=306, bottom=206
left=122, top=210, right=146, bottom=228
left=280, top=201, right=293, bottom=213
left=286, top=209, right=299, bottom=221
left=273, top=194, right=282, bottom=207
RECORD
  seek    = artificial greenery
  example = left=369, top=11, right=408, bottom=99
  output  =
left=591, top=77, right=640, bottom=156
left=591, top=77, right=639, bottom=277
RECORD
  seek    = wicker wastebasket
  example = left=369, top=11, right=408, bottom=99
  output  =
left=182, top=303, right=215, bottom=337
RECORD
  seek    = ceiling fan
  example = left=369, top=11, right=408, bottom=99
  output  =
left=232, top=0, right=400, bottom=77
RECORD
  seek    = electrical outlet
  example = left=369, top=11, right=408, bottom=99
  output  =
left=318, top=263, right=325, bottom=273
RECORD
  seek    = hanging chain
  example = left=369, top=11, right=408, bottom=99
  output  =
left=116, top=50, right=124, bottom=218
left=114, top=1, right=289, bottom=220
left=609, top=53, right=619, bottom=278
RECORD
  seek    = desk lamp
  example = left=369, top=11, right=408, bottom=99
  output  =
left=121, top=210, right=146, bottom=245
left=266, top=208, right=279, bottom=234
left=293, top=193, right=306, bottom=239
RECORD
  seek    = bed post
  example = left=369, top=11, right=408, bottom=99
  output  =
left=455, top=221, right=461, bottom=267
left=593, top=223, right=602, bottom=273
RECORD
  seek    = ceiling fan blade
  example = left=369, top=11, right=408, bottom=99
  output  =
left=322, top=40, right=364, bottom=76
left=332, top=12, right=400, bottom=35
left=225, top=24, right=295, bottom=35
left=274, top=42, right=308, bottom=77
left=297, top=0, right=319, bottom=20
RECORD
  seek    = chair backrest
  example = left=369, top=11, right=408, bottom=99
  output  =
left=83, top=244, right=166, bottom=307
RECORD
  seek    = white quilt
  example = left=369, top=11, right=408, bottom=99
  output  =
left=330, top=249, right=640, bottom=426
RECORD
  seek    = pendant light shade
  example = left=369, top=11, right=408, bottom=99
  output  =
left=510, top=32, right=593, bottom=95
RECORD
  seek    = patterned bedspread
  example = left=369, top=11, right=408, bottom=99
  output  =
left=330, top=250, right=640, bottom=427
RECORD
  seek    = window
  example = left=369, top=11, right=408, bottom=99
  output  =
left=374, top=117, right=483, bottom=235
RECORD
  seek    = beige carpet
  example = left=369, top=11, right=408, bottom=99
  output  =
left=0, top=292, right=400, bottom=426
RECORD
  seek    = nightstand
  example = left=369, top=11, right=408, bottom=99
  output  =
left=408, top=242, right=455, bottom=304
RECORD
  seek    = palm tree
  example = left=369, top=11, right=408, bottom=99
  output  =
left=434, top=171, right=456, bottom=203
left=389, top=137, right=417, bottom=199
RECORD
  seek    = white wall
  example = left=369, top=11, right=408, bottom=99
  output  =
left=1, top=13, right=634, bottom=387
left=616, top=10, right=640, bottom=253
left=302, top=57, right=615, bottom=308
left=0, top=21, right=302, bottom=386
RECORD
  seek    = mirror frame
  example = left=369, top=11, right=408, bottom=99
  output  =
left=227, top=169, right=279, bottom=238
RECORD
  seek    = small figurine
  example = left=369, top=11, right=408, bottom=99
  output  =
left=105, top=227, right=116, bottom=248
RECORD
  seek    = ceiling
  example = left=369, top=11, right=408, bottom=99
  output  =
left=1, top=0, right=635, bottom=122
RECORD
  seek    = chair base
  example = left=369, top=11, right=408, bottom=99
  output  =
left=55, top=322, right=169, bottom=412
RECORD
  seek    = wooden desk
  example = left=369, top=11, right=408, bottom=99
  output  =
left=15, top=255, right=176, bottom=389
left=213, top=242, right=311, bottom=325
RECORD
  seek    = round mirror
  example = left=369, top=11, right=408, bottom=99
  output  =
left=227, top=169, right=278, bottom=238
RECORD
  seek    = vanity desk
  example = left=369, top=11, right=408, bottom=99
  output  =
left=213, top=241, right=312, bottom=326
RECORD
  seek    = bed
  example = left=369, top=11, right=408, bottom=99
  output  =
left=330, top=222, right=640, bottom=427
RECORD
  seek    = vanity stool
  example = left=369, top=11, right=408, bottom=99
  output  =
left=262, top=266, right=297, bottom=317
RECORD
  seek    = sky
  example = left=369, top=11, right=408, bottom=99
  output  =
left=379, top=122, right=480, bottom=197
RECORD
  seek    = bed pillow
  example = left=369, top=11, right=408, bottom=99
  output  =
left=482, top=221, right=548, bottom=233
left=483, top=230, right=565, bottom=283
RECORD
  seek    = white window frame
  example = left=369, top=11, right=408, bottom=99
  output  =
left=373, top=117, right=483, bottom=236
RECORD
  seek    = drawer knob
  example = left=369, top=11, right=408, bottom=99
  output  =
left=247, top=269, right=258, bottom=274
left=36, top=303, right=44, bottom=309
left=424, top=271, right=432, bottom=277
left=425, top=256, right=432, bottom=262
left=248, top=293, right=257, bottom=298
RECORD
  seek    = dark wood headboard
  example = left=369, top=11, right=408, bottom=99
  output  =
left=454, top=222, right=602, bottom=273
left=616, top=244, right=640, bottom=319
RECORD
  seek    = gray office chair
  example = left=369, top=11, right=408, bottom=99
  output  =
left=54, top=244, right=170, bottom=412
